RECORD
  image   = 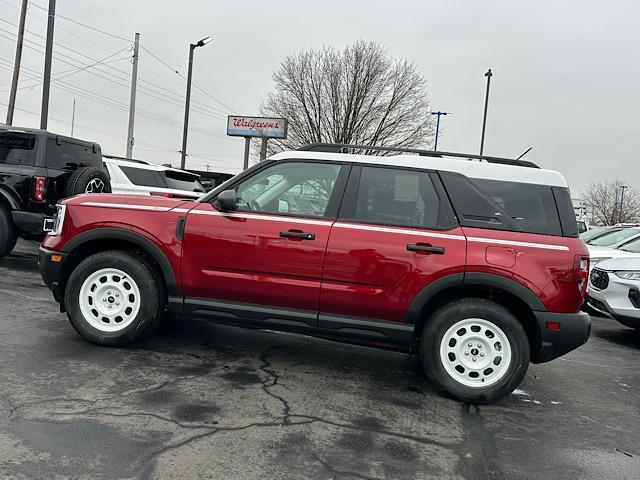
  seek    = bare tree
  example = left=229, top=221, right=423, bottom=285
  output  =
left=582, top=180, right=640, bottom=225
left=261, top=40, right=433, bottom=154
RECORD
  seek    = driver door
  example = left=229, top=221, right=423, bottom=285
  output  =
left=181, top=160, right=349, bottom=328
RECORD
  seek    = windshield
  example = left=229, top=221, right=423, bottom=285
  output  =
left=580, top=227, right=612, bottom=242
left=0, top=132, right=36, bottom=166
left=619, top=237, right=640, bottom=253
left=162, top=170, right=206, bottom=193
left=589, top=227, right=640, bottom=246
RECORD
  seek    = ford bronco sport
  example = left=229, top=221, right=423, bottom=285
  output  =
left=39, top=144, right=591, bottom=403
left=0, top=126, right=110, bottom=259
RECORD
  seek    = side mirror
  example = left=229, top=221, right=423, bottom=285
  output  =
left=217, top=190, right=237, bottom=211
left=278, top=199, right=290, bottom=214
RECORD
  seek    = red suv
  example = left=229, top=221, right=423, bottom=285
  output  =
left=39, top=144, right=591, bottom=403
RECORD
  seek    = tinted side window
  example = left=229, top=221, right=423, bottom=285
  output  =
left=0, top=132, right=36, bottom=166
left=46, top=138, right=101, bottom=169
left=234, top=162, right=341, bottom=218
left=440, top=171, right=562, bottom=236
left=353, top=167, right=455, bottom=230
left=120, top=166, right=165, bottom=188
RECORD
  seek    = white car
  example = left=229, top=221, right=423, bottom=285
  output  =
left=102, top=156, right=205, bottom=199
left=587, top=257, right=640, bottom=330
left=587, top=226, right=640, bottom=267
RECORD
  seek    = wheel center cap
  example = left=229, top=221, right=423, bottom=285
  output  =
left=471, top=348, right=479, bottom=356
left=108, top=296, right=115, bottom=303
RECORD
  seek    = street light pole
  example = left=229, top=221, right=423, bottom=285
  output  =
left=180, top=35, right=213, bottom=170
left=479, top=68, right=492, bottom=155
left=6, top=0, right=28, bottom=126
left=430, top=111, right=450, bottom=151
left=40, top=0, right=56, bottom=130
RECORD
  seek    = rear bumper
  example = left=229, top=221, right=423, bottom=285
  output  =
left=12, top=211, right=49, bottom=236
left=531, top=310, right=591, bottom=363
left=38, top=247, right=66, bottom=304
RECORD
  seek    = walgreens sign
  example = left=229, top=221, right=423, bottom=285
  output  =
left=227, top=116, right=288, bottom=139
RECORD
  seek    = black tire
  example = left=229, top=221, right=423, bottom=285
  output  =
left=420, top=298, right=530, bottom=403
left=64, top=251, right=164, bottom=346
left=0, top=204, right=18, bottom=260
left=65, top=167, right=111, bottom=197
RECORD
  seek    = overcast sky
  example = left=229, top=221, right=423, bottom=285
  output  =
left=1, top=0, right=638, bottom=194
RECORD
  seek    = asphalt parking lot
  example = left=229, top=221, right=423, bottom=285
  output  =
left=0, top=240, right=638, bottom=480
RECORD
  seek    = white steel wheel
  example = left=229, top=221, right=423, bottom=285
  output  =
left=439, top=318, right=512, bottom=388
left=78, top=268, right=141, bottom=332
left=85, top=178, right=106, bottom=193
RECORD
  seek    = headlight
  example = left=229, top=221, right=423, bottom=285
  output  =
left=44, top=204, right=66, bottom=236
left=614, top=271, right=640, bottom=280
left=590, top=257, right=612, bottom=266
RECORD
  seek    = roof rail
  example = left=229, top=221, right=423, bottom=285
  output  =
left=102, top=154, right=150, bottom=165
left=298, top=143, right=539, bottom=168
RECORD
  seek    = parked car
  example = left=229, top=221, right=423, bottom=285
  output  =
left=587, top=257, right=640, bottom=330
left=38, top=143, right=591, bottom=403
left=576, top=219, right=589, bottom=234
left=579, top=225, right=626, bottom=244
left=0, top=126, right=110, bottom=259
left=586, top=226, right=640, bottom=247
left=587, top=227, right=640, bottom=266
left=102, top=156, right=205, bottom=199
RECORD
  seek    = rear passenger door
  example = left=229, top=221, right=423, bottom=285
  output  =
left=319, top=165, right=466, bottom=329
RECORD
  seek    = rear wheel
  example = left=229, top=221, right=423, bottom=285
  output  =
left=420, top=298, right=529, bottom=403
left=65, top=251, right=163, bottom=346
left=0, top=204, right=18, bottom=260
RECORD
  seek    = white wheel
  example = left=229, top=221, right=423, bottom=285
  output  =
left=78, top=268, right=141, bottom=332
left=439, top=317, right=512, bottom=388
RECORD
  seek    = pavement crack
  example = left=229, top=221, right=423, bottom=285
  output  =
left=258, top=346, right=292, bottom=424
left=1, top=395, right=21, bottom=417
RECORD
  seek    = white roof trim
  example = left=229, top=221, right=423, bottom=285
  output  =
left=268, top=151, right=569, bottom=188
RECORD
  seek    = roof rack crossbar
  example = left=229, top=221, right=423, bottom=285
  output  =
left=298, top=143, right=539, bottom=168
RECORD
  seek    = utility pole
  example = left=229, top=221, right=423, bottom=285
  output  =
left=479, top=68, right=492, bottom=155
left=70, top=98, right=75, bottom=136
left=619, top=184, right=628, bottom=223
left=430, top=111, right=450, bottom=151
left=181, top=35, right=213, bottom=170
left=259, top=137, right=268, bottom=161
left=6, top=0, right=28, bottom=126
left=40, top=0, right=56, bottom=130
left=126, top=33, right=140, bottom=158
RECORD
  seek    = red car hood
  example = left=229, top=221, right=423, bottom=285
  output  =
left=61, top=193, right=193, bottom=211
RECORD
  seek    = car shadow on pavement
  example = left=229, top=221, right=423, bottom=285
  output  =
left=591, top=323, right=640, bottom=349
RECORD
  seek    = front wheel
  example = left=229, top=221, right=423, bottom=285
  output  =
left=65, top=251, right=163, bottom=346
left=0, top=204, right=18, bottom=260
left=420, top=298, right=530, bottom=403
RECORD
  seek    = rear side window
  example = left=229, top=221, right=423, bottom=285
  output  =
left=120, top=166, right=165, bottom=188
left=162, top=170, right=205, bottom=193
left=440, top=172, right=563, bottom=236
left=352, top=166, right=457, bottom=230
left=46, top=138, right=101, bottom=169
left=0, top=132, right=36, bottom=166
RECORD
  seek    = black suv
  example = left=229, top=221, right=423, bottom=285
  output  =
left=0, top=126, right=110, bottom=259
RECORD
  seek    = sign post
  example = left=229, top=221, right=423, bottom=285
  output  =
left=227, top=116, right=288, bottom=170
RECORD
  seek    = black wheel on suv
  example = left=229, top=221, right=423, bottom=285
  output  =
left=65, top=167, right=111, bottom=196
left=0, top=204, right=18, bottom=259
left=64, top=251, right=164, bottom=346
left=420, top=298, right=530, bottom=403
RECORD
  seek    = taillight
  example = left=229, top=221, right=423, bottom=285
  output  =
left=575, top=255, right=589, bottom=302
left=32, top=176, right=46, bottom=202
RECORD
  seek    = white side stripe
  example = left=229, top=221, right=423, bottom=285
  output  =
left=80, top=202, right=172, bottom=211
left=467, top=236, right=570, bottom=251
left=333, top=222, right=465, bottom=241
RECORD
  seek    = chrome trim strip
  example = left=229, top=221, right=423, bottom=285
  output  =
left=189, top=209, right=334, bottom=226
left=467, top=236, right=570, bottom=251
left=80, top=202, right=172, bottom=211
left=333, top=222, right=465, bottom=241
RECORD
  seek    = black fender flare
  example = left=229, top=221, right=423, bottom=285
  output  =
left=404, top=272, right=545, bottom=325
left=0, top=188, right=21, bottom=210
left=61, top=227, right=178, bottom=295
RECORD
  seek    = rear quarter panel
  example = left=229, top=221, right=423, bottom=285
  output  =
left=463, top=226, right=588, bottom=313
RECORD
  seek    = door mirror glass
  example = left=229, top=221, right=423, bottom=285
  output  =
left=278, top=199, right=290, bottom=214
left=217, top=190, right=238, bottom=211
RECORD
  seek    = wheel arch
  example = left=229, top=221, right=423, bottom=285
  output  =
left=59, top=228, right=177, bottom=299
left=0, top=188, right=21, bottom=211
left=406, top=273, right=543, bottom=356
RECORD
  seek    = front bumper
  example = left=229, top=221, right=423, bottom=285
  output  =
left=531, top=310, right=591, bottom=363
left=38, top=247, right=67, bottom=304
left=588, top=278, right=640, bottom=328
